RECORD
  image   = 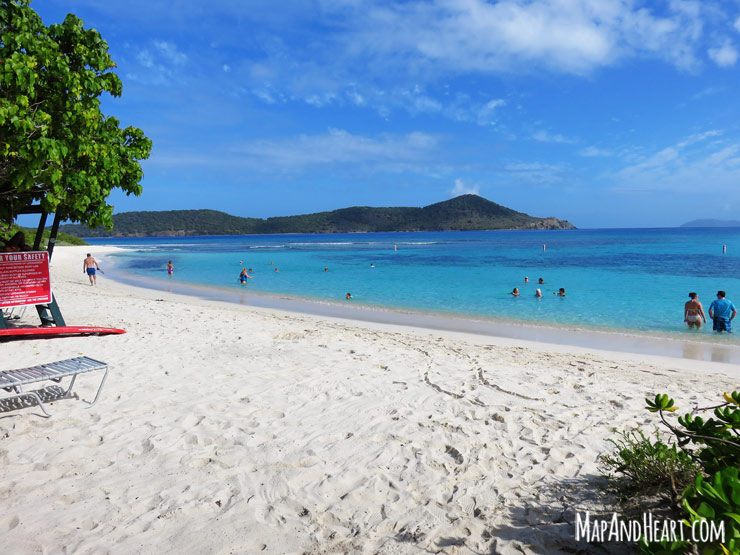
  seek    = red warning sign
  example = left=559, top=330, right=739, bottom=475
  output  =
left=0, top=251, right=52, bottom=308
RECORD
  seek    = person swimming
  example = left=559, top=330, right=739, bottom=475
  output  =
left=535, top=288, right=543, bottom=298
left=346, top=292, right=352, bottom=300
left=538, top=277, right=544, bottom=284
left=510, top=287, right=520, bottom=296
left=554, top=288, right=565, bottom=296
left=524, top=276, right=529, bottom=283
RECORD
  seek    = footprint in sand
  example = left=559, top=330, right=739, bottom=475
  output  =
left=445, top=445, right=464, bottom=465
left=458, top=495, right=476, bottom=515
left=5, top=515, right=19, bottom=531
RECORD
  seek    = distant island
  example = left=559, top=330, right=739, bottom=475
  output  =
left=681, top=219, right=740, bottom=228
left=59, top=194, right=576, bottom=237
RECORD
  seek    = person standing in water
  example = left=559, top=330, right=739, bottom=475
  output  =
left=239, top=267, right=253, bottom=284
left=684, top=292, right=706, bottom=329
left=167, top=260, right=174, bottom=275
left=709, top=291, right=737, bottom=333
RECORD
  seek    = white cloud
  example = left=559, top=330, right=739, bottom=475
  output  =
left=580, top=146, right=612, bottom=157
left=228, top=0, right=722, bottom=123
left=476, top=99, right=506, bottom=125
left=532, top=130, right=577, bottom=144
left=325, top=0, right=710, bottom=75
left=136, top=50, right=154, bottom=68
left=247, top=78, right=507, bottom=126
left=153, top=41, right=188, bottom=66
left=735, top=16, right=740, bottom=33
left=610, top=130, right=740, bottom=194
left=347, top=91, right=364, bottom=105
left=407, top=92, right=442, bottom=113
left=253, top=89, right=277, bottom=104
left=706, top=145, right=740, bottom=165
left=223, top=64, right=231, bottom=72
left=692, top=86, right=723, bottom=99
left=305, top=93, right=337, bottom=107
left=148, top=129, right=445, bottom=178
left=676, top=130, right=722, bottom=148
left=708, top=40, right=739, bottom=67
left=450, top=178, right=480, bottom=197
left=233, top=128, right=441, bottom=172
left=133, top=40, right=188, bottom=84
left=499, top=161, right=566, bottom=185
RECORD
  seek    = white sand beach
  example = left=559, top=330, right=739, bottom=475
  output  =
left=2, top=246, right=738, bottom=554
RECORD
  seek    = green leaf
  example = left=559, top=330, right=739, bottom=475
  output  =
left=696, top=502, right=716, bottom=519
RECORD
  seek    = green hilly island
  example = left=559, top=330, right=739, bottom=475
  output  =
left=59, top=195, right=576, bottom=237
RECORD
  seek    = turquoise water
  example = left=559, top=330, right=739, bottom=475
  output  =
left=88, top=228, right=740, bottom=337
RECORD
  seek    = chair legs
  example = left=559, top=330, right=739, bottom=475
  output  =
left=2, top=368, right=108, bottom=417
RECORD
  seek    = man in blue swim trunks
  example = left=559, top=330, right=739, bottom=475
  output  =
left=709, top=290, right=737, bottom=333
left=83, top=253, right=100, bottom=286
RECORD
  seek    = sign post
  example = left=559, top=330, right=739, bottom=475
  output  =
left=1, top=209, right=66, bottom=329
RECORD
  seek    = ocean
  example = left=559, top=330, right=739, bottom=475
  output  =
left=87, top=227, right=740, bottom=341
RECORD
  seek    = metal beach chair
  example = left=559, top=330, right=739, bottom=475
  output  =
left=0, top=356, right=108, bottom=417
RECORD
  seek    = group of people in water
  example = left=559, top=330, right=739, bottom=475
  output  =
left=684, top=291, right=737, bottom=333
left=161, top=259, right=736, bottom=334
left=238, top=261, right=281, bottom=283
left=510, top=277, right=565, bottom=299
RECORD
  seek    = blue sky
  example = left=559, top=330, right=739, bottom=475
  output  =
left=29, top=0, right=740, bottom=228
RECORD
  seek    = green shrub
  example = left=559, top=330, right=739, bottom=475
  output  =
left=601, top=429, right=700, bottom=501
left=1, top=224, right=87, bottom=248
left=636, top=392, right=740, bottom=554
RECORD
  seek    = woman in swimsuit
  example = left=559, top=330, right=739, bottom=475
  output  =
left=239, top=267, right=252, bottom=283
left=167, top=260, right=174, bottom=275
left=684, top=292, right=707, bottom=328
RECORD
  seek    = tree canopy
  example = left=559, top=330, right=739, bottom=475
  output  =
left=0, top=0, right=151, bottom=230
